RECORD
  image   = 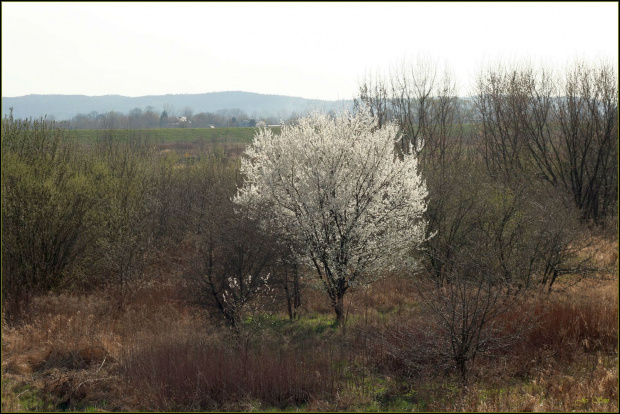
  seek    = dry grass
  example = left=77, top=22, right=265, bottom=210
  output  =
left=342, top=276, right=618, bottom=412
left=438, top=357, right=617, bottom=412
left=2, top=237, right=618, bottom=411
left=1, top=276, right=198, bottom=411
left=526, top=281, right=618, bottom=358
left=123, top=332, right=340, bottom=411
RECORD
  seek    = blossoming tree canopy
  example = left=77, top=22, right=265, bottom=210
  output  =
left=234, top=109, right=428, bottom=323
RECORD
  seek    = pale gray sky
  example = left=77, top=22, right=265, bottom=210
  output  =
left=2, top=2, right=618, bottom=100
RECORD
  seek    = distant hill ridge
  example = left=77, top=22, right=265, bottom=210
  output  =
left=1, top=91, right=354, bottom=121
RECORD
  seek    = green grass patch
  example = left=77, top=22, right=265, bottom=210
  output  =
left=284, top=313, right=339, bottom=337
left=1, top=380, right=54, bottom=412
left=67, top=127, right=280, bottom=144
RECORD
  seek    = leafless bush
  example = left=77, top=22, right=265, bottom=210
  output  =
left=184, top=179, right=278, bottom=328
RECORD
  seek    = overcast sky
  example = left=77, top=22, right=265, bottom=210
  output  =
left=2, top=2, right=618, bottom=100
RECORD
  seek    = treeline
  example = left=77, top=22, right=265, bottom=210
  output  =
left=68, top=107, right=283, bottom=130
left=356, top=59, right=618, bottom=224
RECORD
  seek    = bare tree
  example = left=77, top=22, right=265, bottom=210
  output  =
left=271, top=245, right=303, bottom=321
left=416, top=176, right=590, bottom=382
left=389, top=57, right=438, bottom=154
left=128, top=107, right=144, bottom=129
left=473, top=61, right=618, bottom=224
left=354, top=70, right=391, bottom=129
left=181, top=106, right=194, bottom=120
left=190, top=213, right=276, bottom=328
left=555, top=61, right=618, bottom=222
left=355, top=58, right=466, bottom=168
left=414, top=255, right=529, bottom=383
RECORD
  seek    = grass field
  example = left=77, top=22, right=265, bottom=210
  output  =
left=67, top=126, right=280, bottom=144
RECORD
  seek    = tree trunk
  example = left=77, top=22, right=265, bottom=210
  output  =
left=333, top=292, right=345, bottom=327
left=284, top=264, right=301, bottom=320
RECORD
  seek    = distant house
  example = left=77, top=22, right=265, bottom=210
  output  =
left=163, top=116, right=191, bottom=127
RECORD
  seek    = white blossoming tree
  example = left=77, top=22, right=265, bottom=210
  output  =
left=234, top=109, right=428, bottom=325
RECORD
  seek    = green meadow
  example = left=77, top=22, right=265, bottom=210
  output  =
left=68, top=126, right=280, bottom=144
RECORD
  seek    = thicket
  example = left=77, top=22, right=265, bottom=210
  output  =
left=354, top=59, right=616, bottom=380
left=1, top=113, right=209, bottom=319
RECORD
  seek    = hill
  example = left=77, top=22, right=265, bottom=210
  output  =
left=1, top=91, right=354, bottom=121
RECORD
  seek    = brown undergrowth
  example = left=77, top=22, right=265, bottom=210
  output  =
left=2, top=239, right=618, bottom=412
